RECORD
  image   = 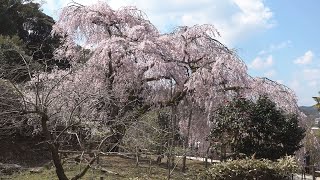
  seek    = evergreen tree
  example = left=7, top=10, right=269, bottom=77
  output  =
left=0, top=0, right=69, bottom=82
left=211, top=96, right=305, bottom=160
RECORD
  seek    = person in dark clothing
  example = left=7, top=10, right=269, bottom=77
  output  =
left=304, top=151, right=311, bottom=174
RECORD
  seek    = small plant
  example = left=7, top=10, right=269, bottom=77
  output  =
left=198, top=156, right=299, bottom=180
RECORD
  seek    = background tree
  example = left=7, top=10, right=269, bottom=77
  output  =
left=0, top=78, right=24, bottom=135
left=211, top=96, right=305, bottom=160
left=240, top=96, right=305, bottom=159
left=304, top=127, right=320, bottom=169
left=302, top=92, right=320, bottom=169
left=0, top=0, right=69, bottom=82
left=210, top=97, right=253, bottom=161
left=0, top=35, right=36, bottom=82
left=313, top=92, right=320, bottom=111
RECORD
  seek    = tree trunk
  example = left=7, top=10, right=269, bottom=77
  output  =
left=167, top=122, right=172, bottom=180
left=167, top=105, right=177, bottom=180
left=182, top=108, right=192, bottom=172
left=135, top=146, right=140, bottom=167
left=205, top=145, right=210, bottom=168
left=41, top=114, right=69, bottom=180
left=50, top=144, right=69, bottom=180
left=171, top=105, right=177, bottom=168
left=182, top=151, right=187, bottom=172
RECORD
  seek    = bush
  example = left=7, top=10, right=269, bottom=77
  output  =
left=198, top=156, right=299, bottom=180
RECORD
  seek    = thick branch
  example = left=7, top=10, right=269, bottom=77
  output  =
left=41, top=112, right=69, bottom=180
left=143, top=75, right=172, bottom=82
left=165, top=89, right=187, bottom=107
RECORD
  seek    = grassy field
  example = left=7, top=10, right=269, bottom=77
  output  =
left=1, top=155, right=207, bottom=180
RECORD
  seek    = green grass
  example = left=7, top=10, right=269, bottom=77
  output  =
left=1, top=155, right=207, bottom=180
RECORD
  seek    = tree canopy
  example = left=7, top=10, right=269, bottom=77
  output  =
left=50, top=2, right=302, bottom=147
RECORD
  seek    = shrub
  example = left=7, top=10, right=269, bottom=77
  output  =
left=198, top=156, right=299, bottom=180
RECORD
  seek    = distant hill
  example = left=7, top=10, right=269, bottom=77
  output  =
left=299, top=106, right=320, bottom=119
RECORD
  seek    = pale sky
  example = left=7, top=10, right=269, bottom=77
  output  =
left=39, top=0, right=320, bottom=106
